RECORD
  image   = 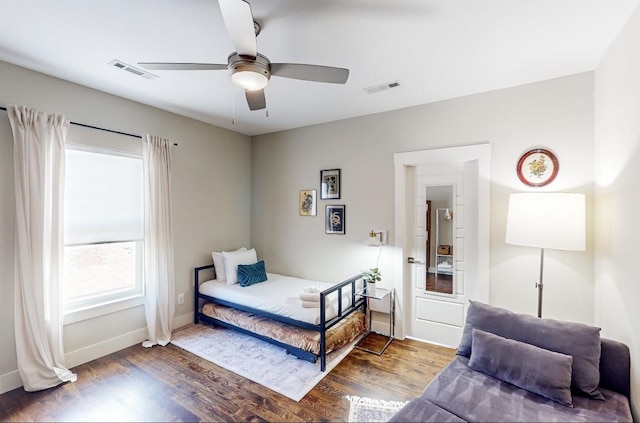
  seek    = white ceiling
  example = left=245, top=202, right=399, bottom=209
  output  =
left=0, top=0, right=638, bottom=136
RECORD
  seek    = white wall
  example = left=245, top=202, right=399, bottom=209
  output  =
left=0, top=60, right=251, bottom=393
left=252, top=73, right=595, bottom=325
left=594, top=4, right=640, bottom=417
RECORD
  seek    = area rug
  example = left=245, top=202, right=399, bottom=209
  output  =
left=171, top=324, right=355, bottom=402
left=346, top=396, right=408, bottom=423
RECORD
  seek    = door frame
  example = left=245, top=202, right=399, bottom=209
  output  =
left=393, top=143, right=491, bottom=340
left=426, top=200, right=432, bottom=272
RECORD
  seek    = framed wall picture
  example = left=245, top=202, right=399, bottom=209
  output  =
left=299, top=189, right=317, bottom=216
left=516, top=148, right=559, bottom=187
left=320, top=168, right=341, bottom=199
left=325, top=205, right=346, bottom=234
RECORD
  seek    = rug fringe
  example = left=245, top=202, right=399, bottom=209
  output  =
left=345, top=395, right=408, bottom=408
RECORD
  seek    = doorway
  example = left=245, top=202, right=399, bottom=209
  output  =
left=393, top=143, right=491, bottom=346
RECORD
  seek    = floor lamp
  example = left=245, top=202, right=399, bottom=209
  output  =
left=505, top=193, right=585, bottom=318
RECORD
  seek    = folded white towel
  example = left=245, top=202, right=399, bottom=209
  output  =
left=300, top=301, right=336, bottom=317
left=299, top=292, right=321, bottom=302
left=303, top=285, right=321, bottom=293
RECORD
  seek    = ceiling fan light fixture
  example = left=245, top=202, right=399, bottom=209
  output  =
left=228, top=52, right=271, bottom=91
left=231, top=70, right=268, bottom=90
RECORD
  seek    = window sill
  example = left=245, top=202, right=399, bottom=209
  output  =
left=63, top=295, right=145, bottom=325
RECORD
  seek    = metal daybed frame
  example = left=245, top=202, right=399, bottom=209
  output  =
left=194, top=264, right=367, bottom=371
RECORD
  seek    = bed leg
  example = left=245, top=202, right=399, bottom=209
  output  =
left=194, top=266, right=202, bottom=325
left=320, top=330, right=327, bottom=371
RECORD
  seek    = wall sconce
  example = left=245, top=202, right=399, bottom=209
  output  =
left=365, top=230, right=382, bottom=247
left=443, top=208, right=453, bottom=220
left=364, top=230, right=387, bottom=246
left=364, top=230, right=387, bottom=268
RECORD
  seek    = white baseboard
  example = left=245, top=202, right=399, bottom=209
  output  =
left=0, top=312, right=196, bottom=395
left=65, top=327, right=149, bottom=369
left=173, top=312, right=194, bottom=330
left=0, top=328, right=149, bottom=395
left=66, top=312, right=194, bottom=369
left=0, top=369, right=22, bottom=395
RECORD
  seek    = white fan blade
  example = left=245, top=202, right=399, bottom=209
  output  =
left=138, top=62, right=227, bottom=71
left=245, top=89, right=266, bottom=110
left=219, top=0, right=257, bottom=57
left=271, top=63, right=349, bottom=84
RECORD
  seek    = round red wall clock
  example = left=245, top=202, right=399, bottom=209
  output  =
left=516, top=148, right=559, bottom=187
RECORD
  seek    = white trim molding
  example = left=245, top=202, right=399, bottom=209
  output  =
left=0, top=370, right=22, bottom=395
left=393, top=142, right=491, bottom=340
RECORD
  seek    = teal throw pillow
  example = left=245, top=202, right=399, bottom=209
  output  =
left=237, top=260, right=267, bottom=287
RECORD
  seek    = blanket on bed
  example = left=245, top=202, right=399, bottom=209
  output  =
left=199, top=272, right=355, bottom=324
left=201, top=302, right=366, bottom=355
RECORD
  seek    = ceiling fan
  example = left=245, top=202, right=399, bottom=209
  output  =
left=138, top=0, right=349, bottom=111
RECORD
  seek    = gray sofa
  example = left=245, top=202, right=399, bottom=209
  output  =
left=390, top=301, right=633, bottom=422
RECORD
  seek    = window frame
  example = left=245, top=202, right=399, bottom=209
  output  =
left=62, top=143, right=145, bottom=325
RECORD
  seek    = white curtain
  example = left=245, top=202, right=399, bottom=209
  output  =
left=142, top=134, right=175, bottom=347
left=8, top=105, right=77, bottom=391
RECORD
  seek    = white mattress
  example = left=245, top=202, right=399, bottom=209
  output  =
left=198, top=273, right=354, bottom=325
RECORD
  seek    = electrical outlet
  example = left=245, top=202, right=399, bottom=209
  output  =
left=177, top=293, right=185, bottom=305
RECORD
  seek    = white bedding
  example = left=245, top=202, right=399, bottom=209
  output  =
left=198, top=272, right=355, bottom=325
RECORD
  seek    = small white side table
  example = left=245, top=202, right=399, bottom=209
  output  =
left=354, top=286, right=395, bottom=355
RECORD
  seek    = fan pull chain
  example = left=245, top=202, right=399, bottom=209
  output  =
left=232, top=90, right=236, bottom=125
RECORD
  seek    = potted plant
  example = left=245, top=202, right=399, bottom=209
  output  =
left=362, top=267, right=381, bottom=293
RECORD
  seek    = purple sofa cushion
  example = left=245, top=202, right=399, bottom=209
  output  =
left=457, top=301, right=603, bottom=399
left=468, top=329, right=574, bottom=406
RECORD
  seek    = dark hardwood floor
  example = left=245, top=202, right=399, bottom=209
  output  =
left=0, top=332, right=455, bottom=422
left=426, top=272, right=453, bottom=294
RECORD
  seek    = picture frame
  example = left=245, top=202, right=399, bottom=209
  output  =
left=299, top=189, right=317, bottom=216
left=516, top=148, right=559, bottom=187
left=325, top=205, right=346, bottom=234
left=320, top=168, right=341, bottom=199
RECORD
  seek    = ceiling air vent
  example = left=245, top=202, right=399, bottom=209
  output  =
left=109, top=59, right=157, bottom=80
left=364, top=80, right=400, bottom=94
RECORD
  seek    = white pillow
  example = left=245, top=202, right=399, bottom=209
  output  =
left=223, top=248, right=258, bottom=286
left=212, top=247, right=247, bottom=281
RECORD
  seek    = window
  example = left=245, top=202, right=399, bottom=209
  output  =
left=63, top=145, right=144, bottom=320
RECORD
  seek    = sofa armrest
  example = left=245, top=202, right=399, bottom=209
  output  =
left=599, top=338, right=631, bottom=398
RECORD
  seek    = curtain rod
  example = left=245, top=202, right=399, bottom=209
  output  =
left=0, top=106, right=178, bottom=146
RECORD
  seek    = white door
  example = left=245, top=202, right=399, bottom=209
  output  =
left=393, top=143, right=491, bottom=345
left=407, top=167, right=469, bottom=347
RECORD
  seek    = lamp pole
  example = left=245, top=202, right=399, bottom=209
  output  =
left=536, top=248, right=545, bottom=318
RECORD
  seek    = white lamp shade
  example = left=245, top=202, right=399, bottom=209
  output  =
left=365, top=231, right=382, bottom=247
left=505, top=193, right=585, bottom=251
